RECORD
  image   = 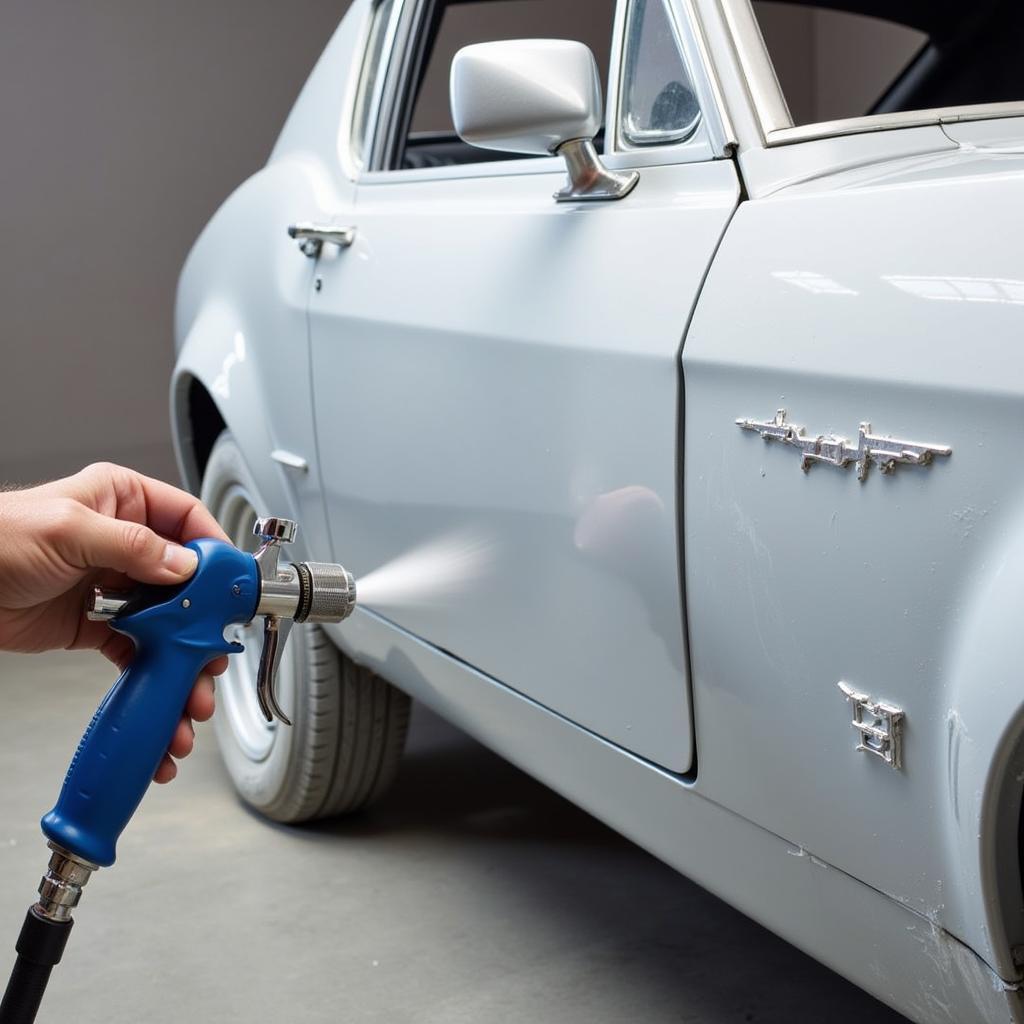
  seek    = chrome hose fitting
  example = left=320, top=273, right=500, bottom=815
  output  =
left=35, top=843, right=97, bottom=923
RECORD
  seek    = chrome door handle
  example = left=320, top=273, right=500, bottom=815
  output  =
left=287, top=223, right=356, bottom=257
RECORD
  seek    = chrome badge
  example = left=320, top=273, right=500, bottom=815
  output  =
left=838, top=683, right=904, bottom=769
left=736, top=409, right=951, bottom=481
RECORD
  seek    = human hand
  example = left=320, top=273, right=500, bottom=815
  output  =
left=0, top=463, right=231, bottom=782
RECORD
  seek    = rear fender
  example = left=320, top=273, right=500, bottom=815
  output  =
left=947, top=507, right=1024, bottom=976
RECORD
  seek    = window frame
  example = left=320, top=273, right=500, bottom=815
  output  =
left=347, top=0, right=404, bottom=175
left=718, top=0, right=1024, bottom=146
left=354, top=0, right=736, bottom=186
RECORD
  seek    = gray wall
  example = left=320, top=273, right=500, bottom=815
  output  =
left=0, top=0, right=349, bottom=485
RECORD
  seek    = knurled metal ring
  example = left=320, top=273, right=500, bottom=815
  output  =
left=294, top=562, right=314, bottom=622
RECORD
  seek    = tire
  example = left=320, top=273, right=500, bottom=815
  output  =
left=199, top=430, right=410, bottom=823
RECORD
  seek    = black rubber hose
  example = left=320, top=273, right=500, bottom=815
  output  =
left=0, top=908, right=74, bottom=1024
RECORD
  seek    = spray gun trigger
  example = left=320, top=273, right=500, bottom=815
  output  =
left=255, top=614, right=292, bottom=726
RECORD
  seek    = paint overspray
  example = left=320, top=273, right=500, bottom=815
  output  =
left=355, top=530, right=496, bottom=611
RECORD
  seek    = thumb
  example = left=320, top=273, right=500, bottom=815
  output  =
left=71, top=507, right=199, bottom=584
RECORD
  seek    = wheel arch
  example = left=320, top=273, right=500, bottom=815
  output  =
left=171, top=374, right=225, bottom=494
left=946, top=510, right=1024, bottom=980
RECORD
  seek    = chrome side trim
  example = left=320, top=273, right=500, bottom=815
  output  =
left=716, top=0, right=791, bottom=141
left=270, top=449, right=310, bottom=472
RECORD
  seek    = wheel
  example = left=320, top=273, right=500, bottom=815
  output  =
left=199, top=430, right=411, bottom=823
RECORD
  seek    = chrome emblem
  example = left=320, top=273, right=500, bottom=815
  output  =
left=736, top=409, right=951, bottom=481
left=838, top=683, right=904, bottom=770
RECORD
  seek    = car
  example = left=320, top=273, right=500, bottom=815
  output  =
left=170, top=0, right=1024, bottom=1020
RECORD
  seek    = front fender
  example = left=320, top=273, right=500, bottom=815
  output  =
left=169, top=153, right=353, bottom=566
left=171, top=303, right=296, bottom=537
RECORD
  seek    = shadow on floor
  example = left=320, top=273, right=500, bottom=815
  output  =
left=249, top=704, right=908, bottom=1024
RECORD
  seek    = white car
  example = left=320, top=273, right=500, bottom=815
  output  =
left=171, top=1, right=1024, bottom=1020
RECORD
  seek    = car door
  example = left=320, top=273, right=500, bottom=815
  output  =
left=306, top=0, right=738, bottom=773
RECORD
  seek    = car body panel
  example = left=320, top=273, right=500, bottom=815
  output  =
left=330, top=603, right=1022, bottom=1024
left=682, top=142, right=1024, bottom=979
left=172, top=153, right=349, bottom=565
left=309, top=159, right=739, bottom=774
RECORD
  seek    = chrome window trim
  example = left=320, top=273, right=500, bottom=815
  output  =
left=338, top=0, right=375, bottom=180
left=360, top=0, right=738, bottom=186
left=767, top=102, right=1024, bottom=146
left=344, top=0, right=408, bottom=177
left=717, top=0, right=1024, bottom=148
left=681, top=0, right=737, bottom=153
left=715, top=0, right=790, bottom=141
left=366, top=0, right=424, bottom=172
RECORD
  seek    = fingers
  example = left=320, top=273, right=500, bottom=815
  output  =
left=71, top=463, right=228, bottom=545
left=156, top=706, right=206, bottom=784
left=154, top=754, right=178, bottom=784
left=186, top=674, right=216, bottom=722
left=134, top=472, right=229, bottom=544
left=168, top=716, right=195, bottom=759
left=56, top=504, right=198, bottom=585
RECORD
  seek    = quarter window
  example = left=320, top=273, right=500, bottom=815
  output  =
left=620, top=0, right=701, bottom=147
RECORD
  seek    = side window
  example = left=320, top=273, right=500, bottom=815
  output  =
left=390, top=0, right=617, bottom=170
left=352, top=0, right=398, bottom=167
left=619, top=0, right=701, bottom=147
left=751, top=1, right=1024, bottom=126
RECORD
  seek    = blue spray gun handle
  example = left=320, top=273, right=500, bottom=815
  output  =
left=40, top=538, right=259, bottom=868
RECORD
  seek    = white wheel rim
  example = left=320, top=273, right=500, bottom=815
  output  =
left=214, top=483, right=289, bottom=763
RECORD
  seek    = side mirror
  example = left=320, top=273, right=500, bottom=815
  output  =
left=450, top=39, right=638, bottom=203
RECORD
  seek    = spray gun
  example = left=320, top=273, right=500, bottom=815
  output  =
left=0, top=517, right=355, bottom=1024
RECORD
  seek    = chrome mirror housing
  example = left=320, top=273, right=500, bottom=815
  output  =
left=450, top=39, right=639, bottom=203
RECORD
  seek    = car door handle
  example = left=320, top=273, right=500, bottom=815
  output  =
left=287, top=223, right=356, bottom=258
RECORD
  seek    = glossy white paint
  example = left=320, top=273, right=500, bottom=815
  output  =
left=683, top=142, right=1024, bottom=985
left=171, top=0, right=1024, bottom=1019
left=450, top=39, right=603, bottom=155
left=171, top=152, right=351, bottom=567
left=309, top=159, right=739, bottom=773
left=332, top=603, right=1021, bottom=1024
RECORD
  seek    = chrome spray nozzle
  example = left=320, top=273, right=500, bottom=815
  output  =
left=251, top=517, right=356, bottom=726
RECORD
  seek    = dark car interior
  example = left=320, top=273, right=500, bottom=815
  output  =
left=755, top=0, right=1024, bottom=124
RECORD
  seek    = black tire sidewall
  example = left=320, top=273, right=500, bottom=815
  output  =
left=200, top=431, right=337, bottom=819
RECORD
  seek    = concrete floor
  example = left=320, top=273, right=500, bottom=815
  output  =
left=0, top=650, right=907, bottom=1024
